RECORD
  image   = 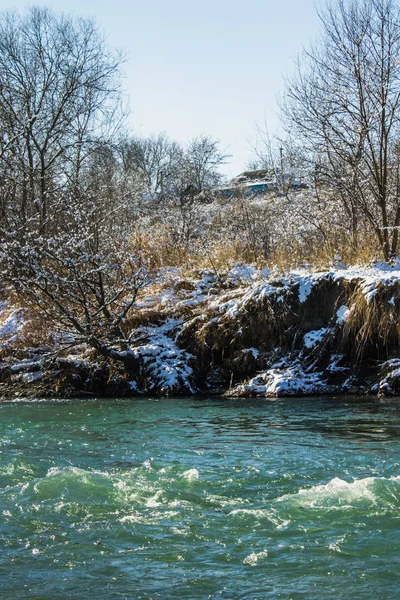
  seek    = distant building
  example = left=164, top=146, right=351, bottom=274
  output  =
left=214, top=169, right=307, bottom=199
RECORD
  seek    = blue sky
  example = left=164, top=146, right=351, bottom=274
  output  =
left=1, top=0, right=321, bottom=176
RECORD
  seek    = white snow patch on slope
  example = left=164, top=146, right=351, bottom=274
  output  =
left=131, top=319, right=195, bottom=394
left=138, top=261, right=400, bottom=326
left=228, top=263, right=270, bottom=284
left=376, top=359, right=400, bottom=395
left=0, top=308, right=25, bottom=344
left=232, top=362, right=328, bottom=397
left=297, top=275, right=317, bottom=303
left=303, top=328, right=329, bottom=349
left=336, top=305, right=350, bottom=324
left=331, top=261, right=400, bottom=303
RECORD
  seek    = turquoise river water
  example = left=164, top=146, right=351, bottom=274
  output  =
left=1, top=396, right=400, bottom=599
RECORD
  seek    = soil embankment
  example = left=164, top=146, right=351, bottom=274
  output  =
left=2, top=263, right=400, bottom=398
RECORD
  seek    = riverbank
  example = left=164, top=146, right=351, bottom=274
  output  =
left=2, top=261, right=400, bottom=399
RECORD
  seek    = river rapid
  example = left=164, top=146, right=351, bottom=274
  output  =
left=1, top=396, right=400, bottom=599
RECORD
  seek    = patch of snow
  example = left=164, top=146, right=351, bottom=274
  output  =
left=131, top=319, right=196, bottom=395
left=11, top=371, right=43, bottom=384
left=289, top=271, right=330, bottom=303
left=247, top=348, right=260, bottom=359
left=303, top=328, right=329, bottom=349
left=208, top=291, right=242, bottom=318
left=381, top=358, right=400, bottom=368
left=228, top=263, right=270, bottom=284
left=0, top=309, right=25, bottom=343
left=158, top=266, right=181, bottom=281
left=10, top=360, right=42, bottom=373
left=239, top=281, right=285, bottom=307
left=341, top=376, right=358, bottom=392
left=298, top=278, right=315, bottom=303
left=326, top=355, right=348, bottom=373
left=53, top=332, right=76, bottom=346
left=376, top=359, right=400, bottom=395
left=336, top=305, right=350, bottom=324
left=231, top=361, right=328, bottom=397
left=331, top=262, right=400, bottom=303
left=21, top=371, right=43, bottom=383
left=57, top=356, right=86, bottom=368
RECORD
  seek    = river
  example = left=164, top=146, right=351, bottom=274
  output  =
left=1, top=396, right=400, bottom=599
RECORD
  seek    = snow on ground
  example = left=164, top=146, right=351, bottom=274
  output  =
left=326, top=354, right=348, bottom=374
left=336, top=305, right=350, bottom=323
left=0, top=307, right=24, bottom=338
left=373, top=359, right=400, bottom=395
left=127, top=261, right=400, bottom=397
left=10, top=360, right=42, bottom=373
left=303, top=328, right=330, bottom=349
left=135, top=260, right=400, bottom=324
left=291, top=271, right=329, bottom=303
left=292, top=260, right=400, bottom=304
left=130, top=318, right=196, bottom=395
left=12, top=371, right=43, bottom=384
left=229, top=360, right=329, bottom=398
left=0, top=305, right=26, bottom=346
left=332, top=261, right=400, bottom=302
left=3, top=260, right=400, bottom=397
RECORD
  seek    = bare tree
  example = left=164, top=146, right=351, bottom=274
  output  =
left=282, top=0, right=400, bottom=259
left=180, top=136, right=229, bottom=191
left=0, top=6, right=123, bottom=235
left=119, top=133, right=181, bottom=201
left=1, top=196, right=151, bottom=365
left=119, top=133, right=228, bottom=204
left=248, top=122, right=308, bottom=193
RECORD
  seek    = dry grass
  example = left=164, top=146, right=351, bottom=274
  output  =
left=340, top=282, right=400, bottom=363
left=131, top=221, right=383, bottom=274
left=131, top=229, right=199, bottom=269
left=187, top=285, right=297, bottom=362
left=268, top=234, right=381, bottom=271
left=123, top=306, right=166, bottom=331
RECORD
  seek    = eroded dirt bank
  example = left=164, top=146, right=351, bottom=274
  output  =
left=2, top=262, right=400, bottom=399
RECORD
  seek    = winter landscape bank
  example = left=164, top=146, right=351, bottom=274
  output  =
left=2, top=261, right=400, bottom=400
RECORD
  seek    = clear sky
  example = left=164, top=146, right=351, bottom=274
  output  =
left=0, top=0, right=321, bottom=177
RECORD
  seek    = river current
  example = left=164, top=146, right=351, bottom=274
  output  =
left=1, top=396, right=400, bottom=599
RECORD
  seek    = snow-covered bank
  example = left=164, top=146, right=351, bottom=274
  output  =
left=2, top=261, right=400, bottom=398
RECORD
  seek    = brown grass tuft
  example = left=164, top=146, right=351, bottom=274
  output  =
left=340, top=281, right=400, bottom=363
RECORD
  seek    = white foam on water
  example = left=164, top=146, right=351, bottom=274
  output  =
left=276, top=476, right=400, bottom=509
left=243, top=549, right=268, bottom=565
left=146, top=489, right=164, bottom=507
left=230, top=508, right=270, bottom=518
left=182, top=468, right=200, bottom=481
left=45, top=466, right=108, bottom=480
left=119, top=513, right=141, bottom=524
left=205, top=493, right=245, bottom=507
left=229, top=507, right=287, bottom=529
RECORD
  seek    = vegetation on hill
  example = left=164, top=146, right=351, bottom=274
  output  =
left=2, top=2, right=400, bottom=398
